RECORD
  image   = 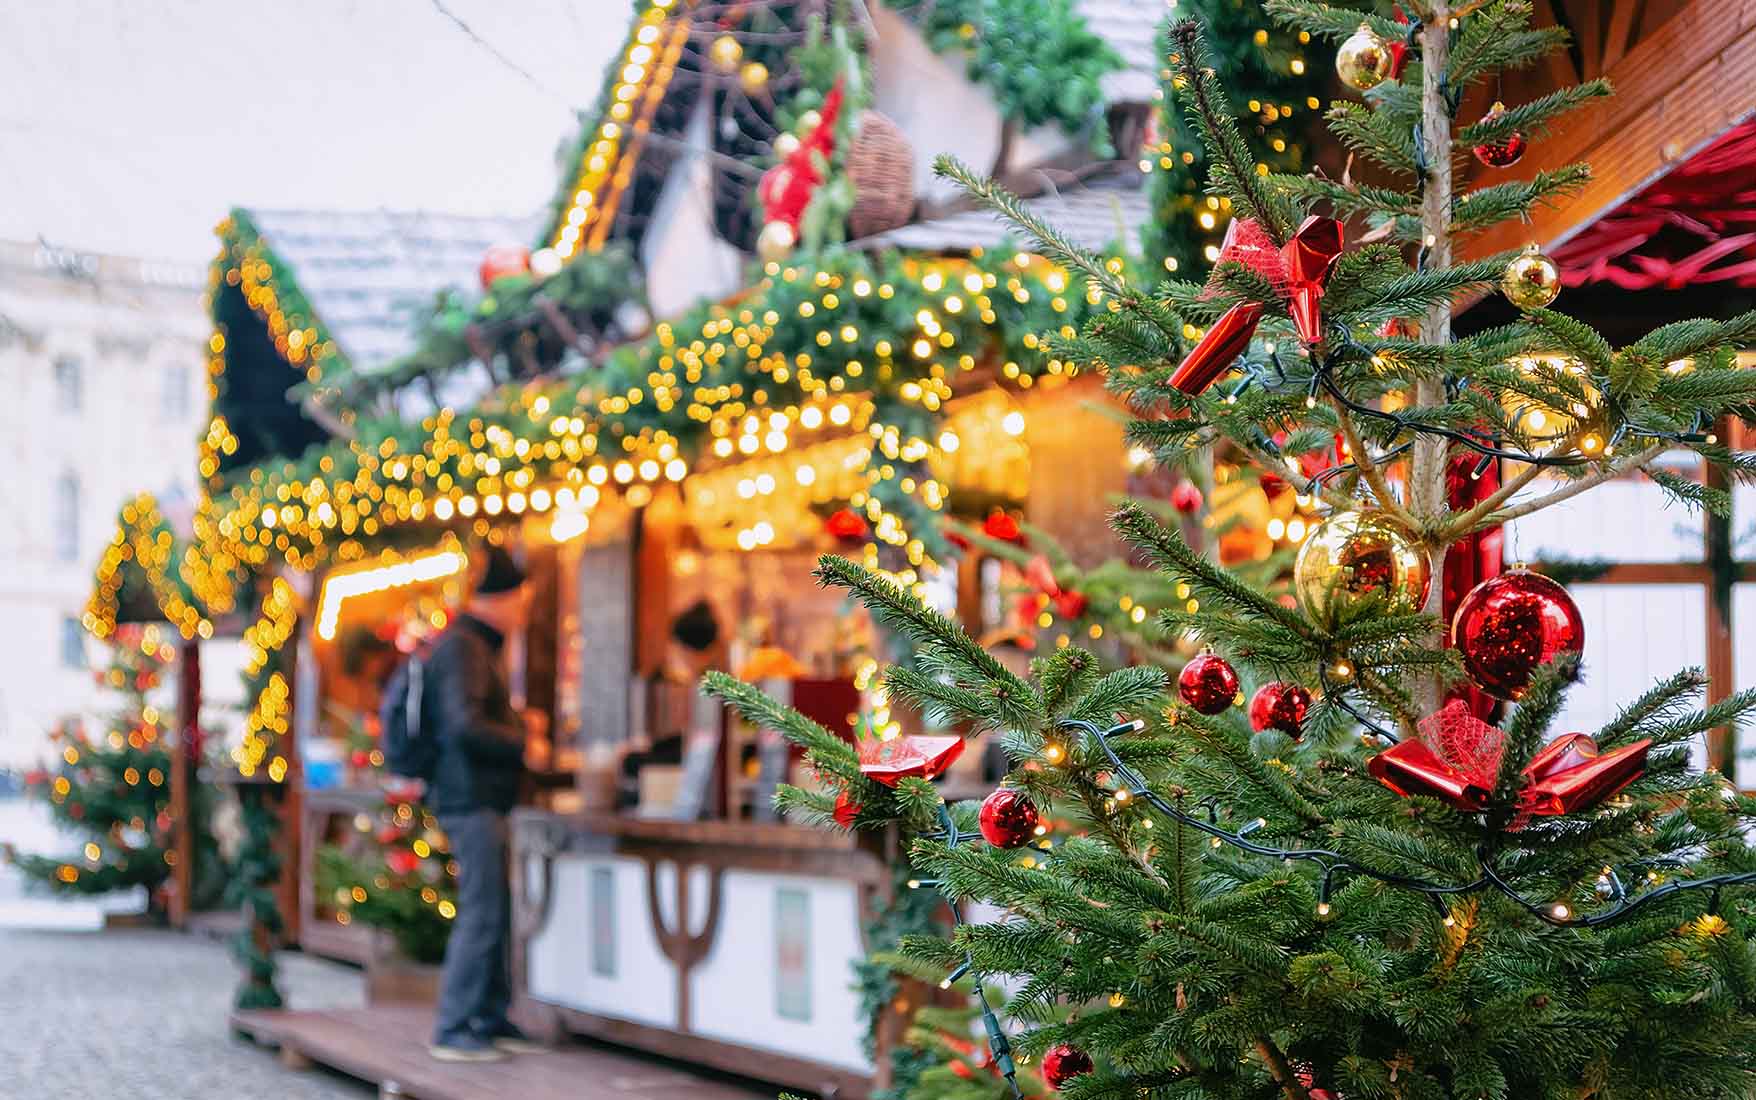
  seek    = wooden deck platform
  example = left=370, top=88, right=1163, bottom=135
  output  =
left=232, top=1005, right=778, bottom=1100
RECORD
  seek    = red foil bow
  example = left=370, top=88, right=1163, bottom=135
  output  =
left=1170, top=301, right=1265, bottom=394
left=1368, top=701, right=1650, bottom=820
left=1283, top=216, right=1344, bottom=344
left=859, top=733, right=965, bottom=787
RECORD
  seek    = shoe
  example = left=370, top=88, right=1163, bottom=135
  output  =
left=481, top=1024, right=547, bottom=1055
left=429, top=1035, right=507, bottom=1063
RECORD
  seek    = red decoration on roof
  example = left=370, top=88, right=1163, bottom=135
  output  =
left=1552, top=119, right=1756, bottom=290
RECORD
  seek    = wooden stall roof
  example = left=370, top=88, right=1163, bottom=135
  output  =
left=1461, top=0, right=1756, bottom=262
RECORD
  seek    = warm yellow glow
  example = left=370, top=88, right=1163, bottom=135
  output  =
left=316, top=550, right=466, bottom=640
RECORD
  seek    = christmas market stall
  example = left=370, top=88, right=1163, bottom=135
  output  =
left=138, top=0, right=1388, bottom=1092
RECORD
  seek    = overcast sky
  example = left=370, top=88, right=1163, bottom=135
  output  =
left=0, top=1, right=631, bottom=265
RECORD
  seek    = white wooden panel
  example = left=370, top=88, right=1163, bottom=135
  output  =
left=1735, top=584, right=1756, bottom=778
left=1505, top=480, right=1703, bottom=564
left=688, top=870, right=872, bottom=1072
left=526, top=854, right=676, bottom=1028
left=1736, top=484, right=1756, bottom=559
left=1549, top=583, right=1708, bottom=770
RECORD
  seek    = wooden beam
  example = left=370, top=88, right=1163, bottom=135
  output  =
left=1599, top=0, right=1643, bottom=71
left=1461, top=0, right=1756, bottom=262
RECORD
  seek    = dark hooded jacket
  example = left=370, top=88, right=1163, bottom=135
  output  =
left=424, top=614, right=524, bottom=814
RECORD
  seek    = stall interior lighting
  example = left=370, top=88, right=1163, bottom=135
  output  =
left=317, top=551, right=466, bottom=640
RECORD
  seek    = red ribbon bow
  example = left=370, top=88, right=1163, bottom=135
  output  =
left=1168, top=216, right=1344, bottom=394
left=1283, top=215, right=1344, bottom=344
left=859, top=733, right=965, bottom=787
left=1368, top=701, right=1649, bottom=820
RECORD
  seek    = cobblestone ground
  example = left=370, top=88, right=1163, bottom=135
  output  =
left=0, top=928, right=374, bottom=1100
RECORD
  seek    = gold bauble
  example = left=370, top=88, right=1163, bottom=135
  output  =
left=773, top=132, right=801, bottom=157
left=740, top=60, right=770, bottom=94
left=710, top=34, right=743, bottom=73
left=1501, top=243, right=1561, bottom=311
left=797, top=108, right=823, bottom=134
left=1293, top=509, right=1430, bottom=627
left=1335, top=23, right=1393, bottom=92
left=756, top=220, right=796, bottom=262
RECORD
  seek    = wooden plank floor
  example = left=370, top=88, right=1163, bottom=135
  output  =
left=233, top=1006, right=776, bottom=1100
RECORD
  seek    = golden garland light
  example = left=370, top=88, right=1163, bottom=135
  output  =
left=235, top=576, right=299, bottom=781
left=84, top=493, right=214, bottom=642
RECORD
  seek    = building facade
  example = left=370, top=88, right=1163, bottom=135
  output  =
left=0, top=240, right=207, bottom=767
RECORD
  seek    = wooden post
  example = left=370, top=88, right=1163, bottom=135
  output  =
left=168, top=638, right=201, bottom=927
left=1705, top=419, right=1735, bottom=778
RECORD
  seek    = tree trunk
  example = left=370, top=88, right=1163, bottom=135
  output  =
left=1412, top=3, right=1455, bottom=713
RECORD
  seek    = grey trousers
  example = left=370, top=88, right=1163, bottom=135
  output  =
left=432, top=809, right=512, bottom=1044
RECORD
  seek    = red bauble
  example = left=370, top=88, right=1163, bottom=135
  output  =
left=1178, top=653, right=1240, bottom=714
left=1170, top=481, right=1203, bottom=515
left=825, top=507, right=870, bottom=544
left=478, top=244, right=531, bottom=289
left=978, top=787, right=1040, bottom=848
left=1471, top=102, right=1527, bottom=168
left=1248, top=682, right=1312, bottom=738
left=386, top=849, right=421, bottom=875
left=350, top=750, right=371, bottom=769
left=832, top=788, right=861, bottom=828
left=1040, top=1044, right=1094, bottom=1090
left=983, top=510, right=1023, bottom=543
left=1451, top=569, right=1583, bottom=700
left=1052, top=590, right=1089, bottom=620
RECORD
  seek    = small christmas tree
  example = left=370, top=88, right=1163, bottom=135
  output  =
left=718, top=4, right=1756, bottom=1098
left=317, top=779, right=459, bottom=965
left=6, top=625, right=179, bottom=900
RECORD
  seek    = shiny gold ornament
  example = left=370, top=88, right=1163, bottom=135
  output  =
left=1293, top=509, right=1430, bottom=627
left=1501, top=244, right=1561, bottom=311
left=756, top=220, right=796, bottom=262
left=740, top=60, right=770, bottom=94
left=773, top=132, right=801, bottom=157
left=709, top=34, right=743, bottom=73
left=1335, top=23, right=1393, bottom=92
left=797, top=108, right=823, bottom=134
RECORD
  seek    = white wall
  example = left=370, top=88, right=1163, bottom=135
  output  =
left=640, top=101, right=753, bottom=320
left=0, top=241, right=206, bottom=767
left=866, top=5, right=1076, bottom=204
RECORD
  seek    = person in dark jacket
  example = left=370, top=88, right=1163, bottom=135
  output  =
left=426, top=544, right=540, bottom=1063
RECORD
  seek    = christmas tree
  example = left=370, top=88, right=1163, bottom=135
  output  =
left=316, top=779, right=460, bottom=965
left=711, top=4, right=1756, bottom=1098
left=6, top=625, right=180, bottom=900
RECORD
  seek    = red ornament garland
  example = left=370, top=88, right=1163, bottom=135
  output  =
left=1248, top=682, right=1312, bottom=738
left=1178, top=653, right=1240, bottom=714
left=1451, top=569, right=1582, bottom=700
left=977, top=787, right=1040, bottom=848
left=825, top=507, right=870, bottom=544
left=1170, top=481, right=1204, bottom=514
left=1471, top=101, right=1527, bottom=168
left=1040, top=1043, right=1094, bottom=1090
left=982, top=510, right=1023, bottom=543
left=478, top=244, right=531, bottom=289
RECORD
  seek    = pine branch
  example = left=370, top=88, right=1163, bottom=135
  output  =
left=1326, top=101, right=1420, bottom=177
left=1168, top=19, right=1299, bottom=243
left=1457, top=81, right=1613, bottom=146
left=934, top=155, right=1131, bottom=301
left=1451, top=165, right=1592, bottom=233
left=1270, top=174, right=1419, bottom=222
left=1450, top=2, right=1568, bottom=87
left=813, top=554, right=1047, bottom=732
left=1110, top=503, right=1314, bottom=637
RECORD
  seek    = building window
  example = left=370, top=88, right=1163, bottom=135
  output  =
left=161, top=365, right=189, bottom=418
left=54, top=471, right=80, bottom=562
left=60, top=617, right=86, bottom=669
left=53, top=356, right=82, bottom=412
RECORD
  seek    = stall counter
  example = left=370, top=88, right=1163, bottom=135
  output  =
left=510, top=809, right=892, bottom=1099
